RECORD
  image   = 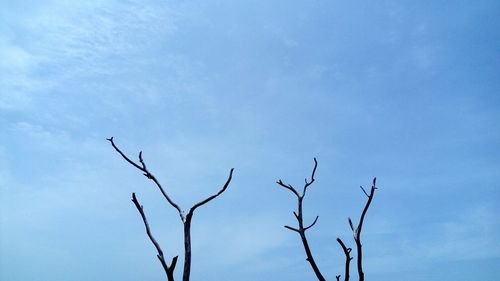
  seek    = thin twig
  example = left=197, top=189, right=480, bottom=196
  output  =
left=304, top=216, right=319, bottom=231
left=277, top=180, right=300, bottom=198
left=188, top=168, right=234, bottom=215
left=302, top=157, right=318, bottom=196
left=359, top=186, right=369, bottom=198
left=284, top=225, right=300, bottom=233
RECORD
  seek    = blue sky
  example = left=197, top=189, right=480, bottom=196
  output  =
left=1, top=1, right=499, bottom=280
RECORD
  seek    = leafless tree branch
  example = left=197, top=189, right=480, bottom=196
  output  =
left=284, top=225, right=300, bottom=233
left=182, top=168, right=233, bottom=280
left=109, top=137, right=235, bottom=281
left=107, top=137, right=185, bottom=221
left=304, top=216, right=319, bottom=231
left=276, top=180, right=300, bottom=197
left=132, top=193, right=177, bottom=281
left=302, top=157, right=318, bottom=196
left=336, top=238, right=352, bottom=281
left=188, top=168, right=234, bottom=215
left=349, top=177, right=377, bottom=281
left=348, top=217, right=355, bottom=233
left=359, top=186, right=369, bottom=198
left=277, top=158, right=325, bottom=281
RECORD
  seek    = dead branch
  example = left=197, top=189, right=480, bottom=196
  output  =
left=109, top=137, right=234, bottom=281
left=107, top=137, right=185, bottom=221
left=349, top=177, right=377, bottom=281
left=132, top=193, right=177, bottom=281
left=188, top=169, right=234, bottom=214
left=182, top=168, right=234, bottom=281
left=336, top=238, right=352, bottom=281
left=277, top=158, right=325, bottom=281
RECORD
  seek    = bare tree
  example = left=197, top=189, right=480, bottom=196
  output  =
left=277, top=158, right=326, bottom=281
left=108, top=137, right=234, bottom=281
left=346, top=178, right=377, bottom=281
left=277, top=158, right=377, bottom=281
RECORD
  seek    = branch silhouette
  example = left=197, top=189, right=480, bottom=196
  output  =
left=110, top=139, right=379, bottom=281
left=132, top=193, right=177, bottom=281
left=277, top=158, right=326, bottom=281
left=336, top=238, right=352, bottom=281
left=108, top=137, right=234, bottom=281
left=277, top=158, right=378, bottom=281
left=347, top=178, right=377, bottom=281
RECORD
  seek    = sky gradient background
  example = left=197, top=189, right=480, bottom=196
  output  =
left=1, top=1, right=499, bottom=280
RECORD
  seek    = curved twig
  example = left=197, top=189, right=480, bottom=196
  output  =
left=188, top=168, right=234, bottom=215
left=304, top=216, right=319, bottom=231
left=303, top=157, right=318, bottom=196
left=277, top=180, right=300, bottom=197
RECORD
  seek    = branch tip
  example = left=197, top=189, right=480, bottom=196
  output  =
left=360, top=186, right=369, bottom=197
left=188, top=167, right=234, bottom=214
left=170, top=255, right=178, bottom=269
left=304, top=215, right=319, bottom=231
left=284, top=225, right=300, bottom=233
left=348, top=217, right=354, bottom=231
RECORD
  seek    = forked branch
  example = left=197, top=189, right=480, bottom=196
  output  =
left=336, top=238, right=352, bottom=281
left=182, top=168, right=234, bottom=281
left=277, top=158, right=325, bottom=281
left=109, top=137, right=234, bottom=281
left=188, top=168, right=234, bottom=216
left=348, top=177, right=377, bottom=281
left=107, top=137, right=185, bottom=221
left=132, top=193, right=177, bottom=281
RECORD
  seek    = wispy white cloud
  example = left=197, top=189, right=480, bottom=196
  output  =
left=0, top=40, right=38, bottom=109
left=0, top=41, right=34, bottom=71
left=0, top=0, right=178, bottom=111
left=23, top=0, right=176, bottom=63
